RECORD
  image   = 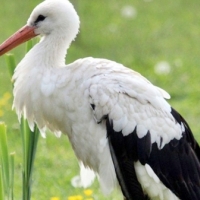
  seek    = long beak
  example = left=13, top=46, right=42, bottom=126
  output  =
left=0, top=25, right=38, bottom=56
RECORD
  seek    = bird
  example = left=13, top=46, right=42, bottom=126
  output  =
left=0, top=0, right=200, bottom=199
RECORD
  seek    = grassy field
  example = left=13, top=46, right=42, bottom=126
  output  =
left=1, top=0, right=200, bottom=199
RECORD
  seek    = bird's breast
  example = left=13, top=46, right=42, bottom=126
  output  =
left=13, top=64, right=111, bottom=172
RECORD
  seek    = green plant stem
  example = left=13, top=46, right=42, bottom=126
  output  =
left=21, top=115, right=40, bottom=200
left=9, top=153, right=15, bottom=200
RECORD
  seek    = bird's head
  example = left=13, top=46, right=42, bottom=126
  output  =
left=0, top=0, right=80, bottom=56
left=28, top=0, right=80, bottom=37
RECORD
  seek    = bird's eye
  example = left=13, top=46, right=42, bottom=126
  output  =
left=34, top=15, right=46, bottom=24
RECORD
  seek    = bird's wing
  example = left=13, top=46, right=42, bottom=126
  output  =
left=86, top=64, right=200, bottom=200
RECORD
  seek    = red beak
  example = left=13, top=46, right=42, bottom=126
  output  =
left=0, top=25, right=38, bottom=56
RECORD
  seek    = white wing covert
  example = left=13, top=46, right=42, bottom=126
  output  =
left=87, top=67, right=180, bottom=147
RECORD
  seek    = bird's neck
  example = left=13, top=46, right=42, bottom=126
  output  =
left=31, top=34, right=71, bottom=68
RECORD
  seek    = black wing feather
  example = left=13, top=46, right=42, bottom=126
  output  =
left=106, top=119, right=148, bottom=200
left=106, top=119, right=150, bottom=200
left=106, top=107, right=200, bottom=200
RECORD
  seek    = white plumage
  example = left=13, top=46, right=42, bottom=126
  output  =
left=0, top=0, right=200, bottom=199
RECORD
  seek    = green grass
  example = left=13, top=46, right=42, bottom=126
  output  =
left=1, top=0, right=200, bottom=199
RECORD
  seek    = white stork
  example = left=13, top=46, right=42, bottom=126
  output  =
left=0, top=0, right=200, bottom=199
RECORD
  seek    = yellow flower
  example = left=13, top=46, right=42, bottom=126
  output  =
left=0, top=99, right=6, bottom=107
left=68, top=195, right=83, bottom=200
left=3, top=92, right=11, bottom=100
left=50, top=197, right=60, bottom=200
left=83, top=189, right=93, bottom=196
left=0, top=92, right=11, bottom=108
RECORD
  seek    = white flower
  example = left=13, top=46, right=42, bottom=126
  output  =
left=154, top=61, right=171, bottom=75
left=121, top=5, right=137, bottom=19
left=71, top=175, right=82, bottom=188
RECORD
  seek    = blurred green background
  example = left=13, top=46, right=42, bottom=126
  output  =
left=0, top=0, right=200, bottom=199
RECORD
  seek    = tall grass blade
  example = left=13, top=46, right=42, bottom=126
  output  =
left=0, top=122, right=9, bottom=197
left=0, top=122, right=15, bottom=200
left=0, top=166, right=4, bottom=200
left=5, top=54, right=16, bottom=79
left=26, top=40, right=33, bottom=53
